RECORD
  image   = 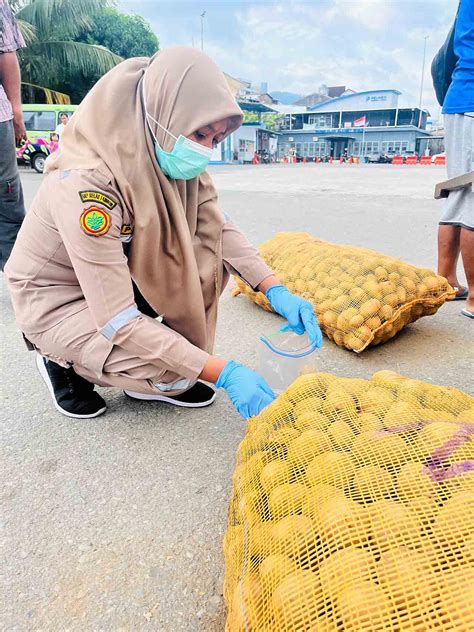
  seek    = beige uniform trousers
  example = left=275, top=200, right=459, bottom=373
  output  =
left=27, top=306, right=195, bottom=395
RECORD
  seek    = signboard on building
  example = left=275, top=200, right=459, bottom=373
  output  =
left=310, top=90, right=400, bottom=113
left=365, top=95, right=388, bottom=103
left=311, top=127, right=363, bottom=134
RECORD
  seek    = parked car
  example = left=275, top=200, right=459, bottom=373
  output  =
left=382, top=151, right=398, bottom=163
left=367, top=153, right=392, bottom=164
left=16, top=137, right=58, bottom=173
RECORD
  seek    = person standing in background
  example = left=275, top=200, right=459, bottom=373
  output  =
left=54, top=112, right=69, bottom=138
left=435, top=0, right=474, bottom=319
left=0, top=0, right=26, bottom=270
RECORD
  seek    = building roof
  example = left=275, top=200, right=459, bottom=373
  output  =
left=293, top=93, right=331, bottom=107
left=223, top=73, right=249, bottom=97
left=328, top=86, right=352, bottom=98
left=308, top=89, right=402, bottom=111
left=238, top=101, right=277, bottom=113
left=272, top=104, right=308, bottom=115
left=279, top=125, right=431, bottom=136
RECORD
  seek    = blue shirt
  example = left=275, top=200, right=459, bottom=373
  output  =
left=443, top=0, right=474, bottom=113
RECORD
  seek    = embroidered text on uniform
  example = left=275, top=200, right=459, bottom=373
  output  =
left=79, top=190, right=117, bottom=209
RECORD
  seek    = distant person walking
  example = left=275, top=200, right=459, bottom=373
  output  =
left=433, top=0, right=474, bottom=319
left=0, top=0, right=26, bottom=270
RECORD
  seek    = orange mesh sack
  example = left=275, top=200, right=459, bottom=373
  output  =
left=223, top=371, right=474, bottom=631
left=232, top=232, right=455, bottom=352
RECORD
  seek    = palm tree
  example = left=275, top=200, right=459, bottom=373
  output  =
left=12, top=0, right=122, bottom=103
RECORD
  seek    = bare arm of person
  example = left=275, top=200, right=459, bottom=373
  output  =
left=0, top=51, right=26, bottom=143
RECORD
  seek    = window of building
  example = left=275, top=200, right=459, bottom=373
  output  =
left=352, top=141, right=379, bottom=154
left=308, top=114, right=333, bottom=128
left=289, top=142, right=303, bottom=155
left=381, top=140, right=409, bottom=153
left=289, top=140, right=329, bottom=156
left=315, top=141, right=329, bottom=156
left=23, top=110, right=56, bottom=132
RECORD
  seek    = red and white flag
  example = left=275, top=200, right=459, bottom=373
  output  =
left=354, top=115, right=367, bottom=127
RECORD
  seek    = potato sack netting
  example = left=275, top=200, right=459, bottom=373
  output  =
left=232, top=233, right=455, bottom=352
left=224, top=371, right=474, bottom=631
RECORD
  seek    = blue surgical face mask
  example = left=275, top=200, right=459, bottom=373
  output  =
left=142, top=77, right=213, bottom=180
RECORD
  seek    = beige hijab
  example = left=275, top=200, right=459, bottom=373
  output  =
left=46, top=47, right=243, bottom=353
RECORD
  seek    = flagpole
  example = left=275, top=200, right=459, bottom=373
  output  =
left=361, top=124, right=366, bottom=159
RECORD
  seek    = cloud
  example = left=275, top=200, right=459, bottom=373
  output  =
left=336, top=0, right=396, bottom=30
left=120, top=0, right=456, bottom=118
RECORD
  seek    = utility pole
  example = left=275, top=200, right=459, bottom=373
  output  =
left=419, top=35, right=429, bottom=110
left=200, top=10, right=206, bottom=51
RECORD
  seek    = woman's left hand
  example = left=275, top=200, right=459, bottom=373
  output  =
left=265, top=284, right=323, bottom=348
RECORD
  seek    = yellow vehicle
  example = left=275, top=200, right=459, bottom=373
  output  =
left=21, top=103, right=77, bottom=143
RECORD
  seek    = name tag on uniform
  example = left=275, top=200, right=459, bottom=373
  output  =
left=119, top=224, right=133, bottom=242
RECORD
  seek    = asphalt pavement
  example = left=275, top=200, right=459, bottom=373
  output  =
left=2, top=164, right=473, bottom=631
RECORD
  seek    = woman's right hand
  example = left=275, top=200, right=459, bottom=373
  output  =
left=215, top=360, right=276, bottom=419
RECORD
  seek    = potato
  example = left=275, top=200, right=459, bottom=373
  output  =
left=227, top=575, right=264, bottom=632
left=351, top=465, right=395, bottom=502
left=287, top=429, right=332, bottom=469
left=337, top=581, right=394, bottom=630
left=269, top=482, right=307, bottom=520
left=272, top=570, right=323, bottom=631
left=260, top=460, right=292, bottom=494
left=319, top=547, right=376, bottom=598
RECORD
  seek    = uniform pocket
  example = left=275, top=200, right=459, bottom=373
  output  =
left=77, top=332, right=114, bottom=381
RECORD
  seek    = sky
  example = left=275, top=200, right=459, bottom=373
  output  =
left=119, top=0, right=459, bottom=120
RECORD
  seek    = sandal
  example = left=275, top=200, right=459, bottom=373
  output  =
left=451, top=286, right=469, bottom=300
left=461, top=308, right=474, bottom=319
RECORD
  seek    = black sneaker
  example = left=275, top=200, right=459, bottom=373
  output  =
left=36, top=354, right=107, bottom=418
left=124, top=381, right=216, bottom=408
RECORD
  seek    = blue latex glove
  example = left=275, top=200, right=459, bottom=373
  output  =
left=216, top=360, right=276, bottom=419
left=265, top=284, right=323, bottom=348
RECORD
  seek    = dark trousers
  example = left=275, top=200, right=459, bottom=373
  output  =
left=0, top=119, right=25, bottom=270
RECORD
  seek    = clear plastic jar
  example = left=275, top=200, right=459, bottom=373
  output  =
left=258, top=329, right=319, bottom=394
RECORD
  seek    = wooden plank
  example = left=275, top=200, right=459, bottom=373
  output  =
left=435, top=170, right=474, bottom=199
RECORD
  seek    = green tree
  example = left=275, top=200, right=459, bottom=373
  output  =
left=242, top=112, right=284, bottom=130
left=262, top=113, right=284, bottom=131
left=77, top=7, right=159, bottom=59
left=14, top=0, right=122, bottom=102
left=60, top=7, right=159, bottom=102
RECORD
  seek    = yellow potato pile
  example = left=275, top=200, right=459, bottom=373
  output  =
left=224, top=371, right=474, bottom=631
left=232, top=233, right=455, bottom=352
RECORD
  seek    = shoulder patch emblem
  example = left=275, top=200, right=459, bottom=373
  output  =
left=79, top=190, right=117, bottom=210
left=80, top=206, right=111, bottom=236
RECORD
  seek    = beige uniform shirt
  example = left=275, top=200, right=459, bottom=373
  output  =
left=5, top=167, right=272, bottom=380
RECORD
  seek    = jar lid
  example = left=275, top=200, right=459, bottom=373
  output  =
left=260, top=328, right=319, bottom=358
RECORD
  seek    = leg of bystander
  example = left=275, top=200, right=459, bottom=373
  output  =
left=0, top=119, right=25, bottom=270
